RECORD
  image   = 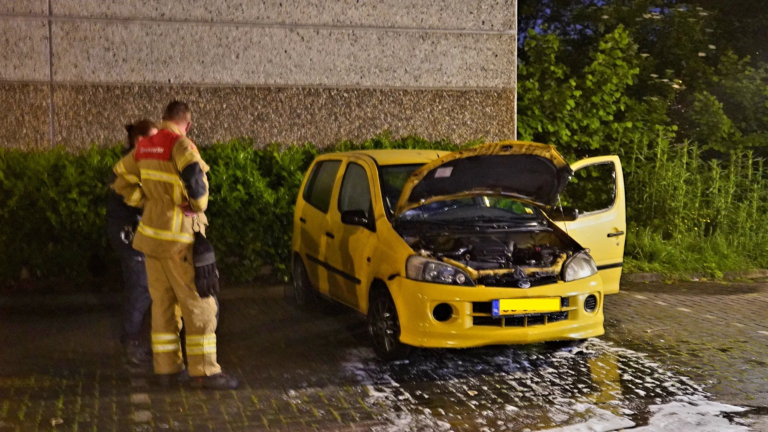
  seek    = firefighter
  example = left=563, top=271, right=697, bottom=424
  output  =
left=107, top=119, right=158, bottom=365
left=111, top=101, right=238, bottom=389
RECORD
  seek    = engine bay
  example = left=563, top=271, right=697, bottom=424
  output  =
left=401, top=229, right=580, bottom=288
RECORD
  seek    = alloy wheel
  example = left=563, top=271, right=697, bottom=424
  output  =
left=369, top=297, right=399, bottom=354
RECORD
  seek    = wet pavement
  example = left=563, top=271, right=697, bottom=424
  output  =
left=0, top=280, right=766, bottom=431
left=606, top=281, right=768, bottom=408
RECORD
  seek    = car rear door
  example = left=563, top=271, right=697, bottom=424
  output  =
left=294, top=158, right=344, bottom=294
left=554, top=156, right=626, bottom=294
left=323, top=157, right=377, bottom=310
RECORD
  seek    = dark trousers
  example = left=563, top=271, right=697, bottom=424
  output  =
left=107, top=218, right=151, bottom=342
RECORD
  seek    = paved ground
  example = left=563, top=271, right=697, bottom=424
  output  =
left=606, top=281, right=768, bottom=408
left=0, top=280, right=766, bottom=431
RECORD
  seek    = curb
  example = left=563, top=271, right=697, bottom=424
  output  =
left=622, top=269, right=768, bottom=283
left=723, top=269, right=768, bottom=279
left=0, top=285, right=286, bottom=309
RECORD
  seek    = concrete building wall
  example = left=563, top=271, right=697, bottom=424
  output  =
left=0, top=1, right=516, bottom=150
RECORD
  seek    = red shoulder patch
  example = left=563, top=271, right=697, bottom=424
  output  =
left=134, top=130, right=179, bottom=162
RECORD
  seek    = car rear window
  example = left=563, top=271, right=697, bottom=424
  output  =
left=303, top=160, right=342, bottom=213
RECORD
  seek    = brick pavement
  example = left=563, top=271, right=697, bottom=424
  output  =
left=604, top=281, right=768, bottom=408
left=0, top=281, right=765, bottom=431
left=0, top=300, right=386, bottom=432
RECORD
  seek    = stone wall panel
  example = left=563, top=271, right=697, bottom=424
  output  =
left=0, top=84, right=50, bottom=149
left=0, top=1, right=48, bottom=15
left=52, top=21, right=514, bottom=88
left=3, top=1, right=517, bottom=150
left=51, top=0, right=515, bottom=31
left=0, top=19, right=50, bottom=81
left=53, top=84, right=515, bottom=149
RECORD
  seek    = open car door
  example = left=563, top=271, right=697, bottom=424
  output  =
left=553, top=156, right=626, bottom=294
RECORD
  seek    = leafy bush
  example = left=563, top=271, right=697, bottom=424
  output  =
left=0, top=147, right=122, bottom=283
left=3, top=129, right=768, bottom=286
left=0, top=134, right=468, bottom=287
left=621, top=137, right=768, bottom=275
left=517, top=12, right=768, bottom=277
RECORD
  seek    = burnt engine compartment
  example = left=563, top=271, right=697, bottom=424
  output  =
left=404, top=231, right=577, bottom=288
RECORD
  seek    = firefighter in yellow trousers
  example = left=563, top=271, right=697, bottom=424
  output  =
left=112, top=101, right=239, bottom=390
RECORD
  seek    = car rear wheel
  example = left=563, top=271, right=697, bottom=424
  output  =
left=292, top=259, right=316, bottom=308
left=368, top=291, right=413, bottom=361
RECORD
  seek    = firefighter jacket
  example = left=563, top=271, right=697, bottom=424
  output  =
left=111, top=122, right=210, bottom=258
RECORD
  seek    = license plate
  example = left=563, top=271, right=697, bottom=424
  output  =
left=492, top=298, right=561, bottom=317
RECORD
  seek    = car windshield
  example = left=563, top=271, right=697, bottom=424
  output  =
left=399, top=196, right=542, bottom=227
left=378, top=164, right=425, bottom=217
left=379, top=164, right=544, bottom=228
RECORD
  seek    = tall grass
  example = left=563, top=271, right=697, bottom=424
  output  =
left=621, top=135, right=768, bottom=276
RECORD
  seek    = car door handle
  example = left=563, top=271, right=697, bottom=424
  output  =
left=299, top=217, right=306, bottom=224
left=325, top=232, right=335, bottom=239
left=607, top=231, right=625, bottom=238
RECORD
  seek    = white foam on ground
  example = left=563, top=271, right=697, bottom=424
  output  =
left=341, top=340, right=750, bottom=432
left=633, top=397, right=749, bottom=432
left=370, top=412, right=453, bottom=432
left=541, top=403, right=636, bottom=431
left=537, top=397, right=750, bottom=432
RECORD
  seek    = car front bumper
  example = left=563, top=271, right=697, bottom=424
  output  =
left=387, top=274, right=605, bottom=349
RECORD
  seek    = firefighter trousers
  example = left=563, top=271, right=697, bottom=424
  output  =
left=145, top=246, right=222, bottom=377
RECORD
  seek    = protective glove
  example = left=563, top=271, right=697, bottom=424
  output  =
left=193, top=232, right=220, bottom=298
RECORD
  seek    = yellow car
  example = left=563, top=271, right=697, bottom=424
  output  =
left=291, top=141, right=626, bottom=360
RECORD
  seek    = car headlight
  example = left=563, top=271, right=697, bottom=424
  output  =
left=406, top=256, right=475, bottom=286
left=561, top=251, right=598, bottom=282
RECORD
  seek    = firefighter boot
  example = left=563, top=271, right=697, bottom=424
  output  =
left=190, top=372, right=239, bottom=390
left=157, top=369, right=189, bottom=388
left=123, top=337, right=152, bottom=366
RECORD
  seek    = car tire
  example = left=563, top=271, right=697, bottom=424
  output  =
left=368, top=291, right=413, bottom=361
left=292, top=259, right=316, bottom=308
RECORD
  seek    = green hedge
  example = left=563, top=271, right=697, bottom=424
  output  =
left=0, top=134, right=465, bottom=286
left=4, top=133, right=768, bottom=287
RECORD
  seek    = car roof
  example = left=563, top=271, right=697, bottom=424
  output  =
left=322, top=149, right=451, bottom=166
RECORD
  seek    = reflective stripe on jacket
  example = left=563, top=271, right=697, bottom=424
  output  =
left=111, top=122, right=210, bottom=258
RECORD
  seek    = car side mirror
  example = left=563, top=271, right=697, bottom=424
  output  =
left=549, top=206, right=579, bottom=222
left=341, top=210, right=370, bottom=227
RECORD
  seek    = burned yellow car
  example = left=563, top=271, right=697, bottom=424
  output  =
left=291, top=142, right=626, bottom=360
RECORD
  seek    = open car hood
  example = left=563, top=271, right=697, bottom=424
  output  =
left=394, top=141, right=573, bottom=217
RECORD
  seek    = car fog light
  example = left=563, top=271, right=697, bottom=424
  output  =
left=433, top=303, right=454, bottom=322
left=584, top=294, right=598, bottom=312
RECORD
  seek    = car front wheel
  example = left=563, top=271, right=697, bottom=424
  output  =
left=368, top=291, right=413, bottom=361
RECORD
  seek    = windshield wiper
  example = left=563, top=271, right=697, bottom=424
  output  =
left=394, top=218, right=462, bottom=230
left=458, top=216, right=534, bottom=224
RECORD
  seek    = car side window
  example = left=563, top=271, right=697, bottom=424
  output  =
left=303, top=160, right=342, bottom=213
left=560, top=162, right=617, bottom=214
left=338, top=163, right=372, bottom=219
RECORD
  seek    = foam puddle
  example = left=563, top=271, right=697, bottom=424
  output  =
left=631, top=397, right=749, bottom=432
left=544, top=397, right=750, bottom=432
left=342, top=339, right=754, bottom=431
left=542, top=404, right=636, bottom=432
